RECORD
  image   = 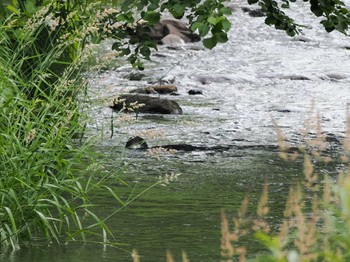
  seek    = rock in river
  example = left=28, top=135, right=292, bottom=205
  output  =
left=126, top=136, right=149, bottom=149
left=131, top=84, right=177, bottom=95
left=137, top=18, right=200, bottom=44
left=110, top=94, right=183, bottom=115
left=188, top=89, right=203, bottom=95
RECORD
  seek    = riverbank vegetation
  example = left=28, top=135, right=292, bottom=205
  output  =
left=220, top=113, right=350, bottom=261
left=0, top=1, right=115, bottom=250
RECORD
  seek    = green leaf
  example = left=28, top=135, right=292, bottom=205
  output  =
left=24, top=1, right=36, bottom=15
left=286, top=27, right=297, bottom=36
left=221, top=18, right=231, bottom=32
left=215, top=32, right=228, bottom=43
left=191, top=22, right=210, bottom=37
left=171, top=3, right=185, bottom=18
left=203, top=37, right=217, bottom=49
left=265, top=16, right=278, bottom=25
left=140, top=45, right=151, bottom=59
left=321, top=19, right=334, bottom=28
left=148, top=3, right=159, bottom=11
left=6, top=4, right=20, bottom=15
left=310, top=6, right=323, bottom=16
left=340, top=8, right=349, bottom=14
left=208, top=16, right=221, bottom=25
left=142, top=11, right=160, bottom=25
left=117, top=13, right=133, bottom=23
left=121, top=0, right=133, bottom=13
left=219, top=7, right=232, bottom=15
left=330, top=15, right=339, bottom=25
left=129, top=35, right=140, bottom=45
left=325, top=25, right=335, bottom=32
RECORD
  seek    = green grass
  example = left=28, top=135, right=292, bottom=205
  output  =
left=0, top=2, right=124, bottom=251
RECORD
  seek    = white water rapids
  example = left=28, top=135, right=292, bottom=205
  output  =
left=87, top=1, right=350, bottom=151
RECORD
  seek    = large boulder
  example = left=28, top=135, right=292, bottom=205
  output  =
left=139, top=18, right=200, bottom=44
left=110, top=94, right=183, bottom=115
left=160, top=33, right=185, bottom=45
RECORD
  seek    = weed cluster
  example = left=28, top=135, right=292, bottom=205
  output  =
left=221, top=108, right=350, bottom=261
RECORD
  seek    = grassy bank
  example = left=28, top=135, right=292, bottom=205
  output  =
left=0, top=1, right=118, bottom=251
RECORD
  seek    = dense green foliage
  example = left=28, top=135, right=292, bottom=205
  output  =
left=248, top=0, right=350, bottom=35
left=2, top=0, right=349, bottom=70
left=0, top=0, right=233, bottom=70
left=0, top=0, right=123, bottom=250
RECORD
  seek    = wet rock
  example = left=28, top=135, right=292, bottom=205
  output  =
left=277, top=109, right=292, bottom=113
left=292, top=36, right=312, bottom=43
left=196, top=75, right=238, bottom=85
left=110, top=94, right=183, bottom=115
left=261, top=74, right=313, bottom=81
left=166, top=46, right=185, bottom=51
left=188, top=89, right=203, bottom=95
left=126, top=141, right=230, bottom=152
left=195, top=74, right=253, bottom=85
left=324, top=133, right=341, bottom=144
left=241, top=7, right=265, bottom=17
left=289, top=75, right=311, bottom=81
left=138, top=18, right=200, bottom=45
left=158, top=144, right=229, bottom=151
left=147, top=76, right=175, bottom=85
left=131, top=85, right=177, bottom=95
left=130, top=87, right=158, bottom=95
left=320, top=73, right=349, bottom=81
left=126, top=136, right=148, bottom=149
left=125, top=137, right=230, bottom=152
left=226, top=3, right=240, bottom=12
left=161, top=33, right=185, bottom=45
left=151, top=84, right=177, bottom=94
left=126, top=72, right=146, bottom=81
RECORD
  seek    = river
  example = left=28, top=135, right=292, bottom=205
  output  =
left=2, top=1, right=350, bottom=261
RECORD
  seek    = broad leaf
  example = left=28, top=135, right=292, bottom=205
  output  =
left=203, top=37, right=217, bottom=49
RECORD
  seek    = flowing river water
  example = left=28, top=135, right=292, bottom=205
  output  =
left=3, top=1, right=350, bottom=261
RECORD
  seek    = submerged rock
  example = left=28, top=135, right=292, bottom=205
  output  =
left=241, top=7, right=265, bottom=17
left=125, top=137, right=232, bottom=152
left=110, top=94, right=183, bottom=115
left=130, top=85, right=177, bottom=95
left=125, top=72, right=146, bottom=81
left=125, top=138, right=230, bottom=152
left=188, top=89, right=203, bottom=95
left=126, top=136, right=149, bottom=149
left=130, top=87, right=158, bottom=95
left=159, top=144, right=229, bottom=151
